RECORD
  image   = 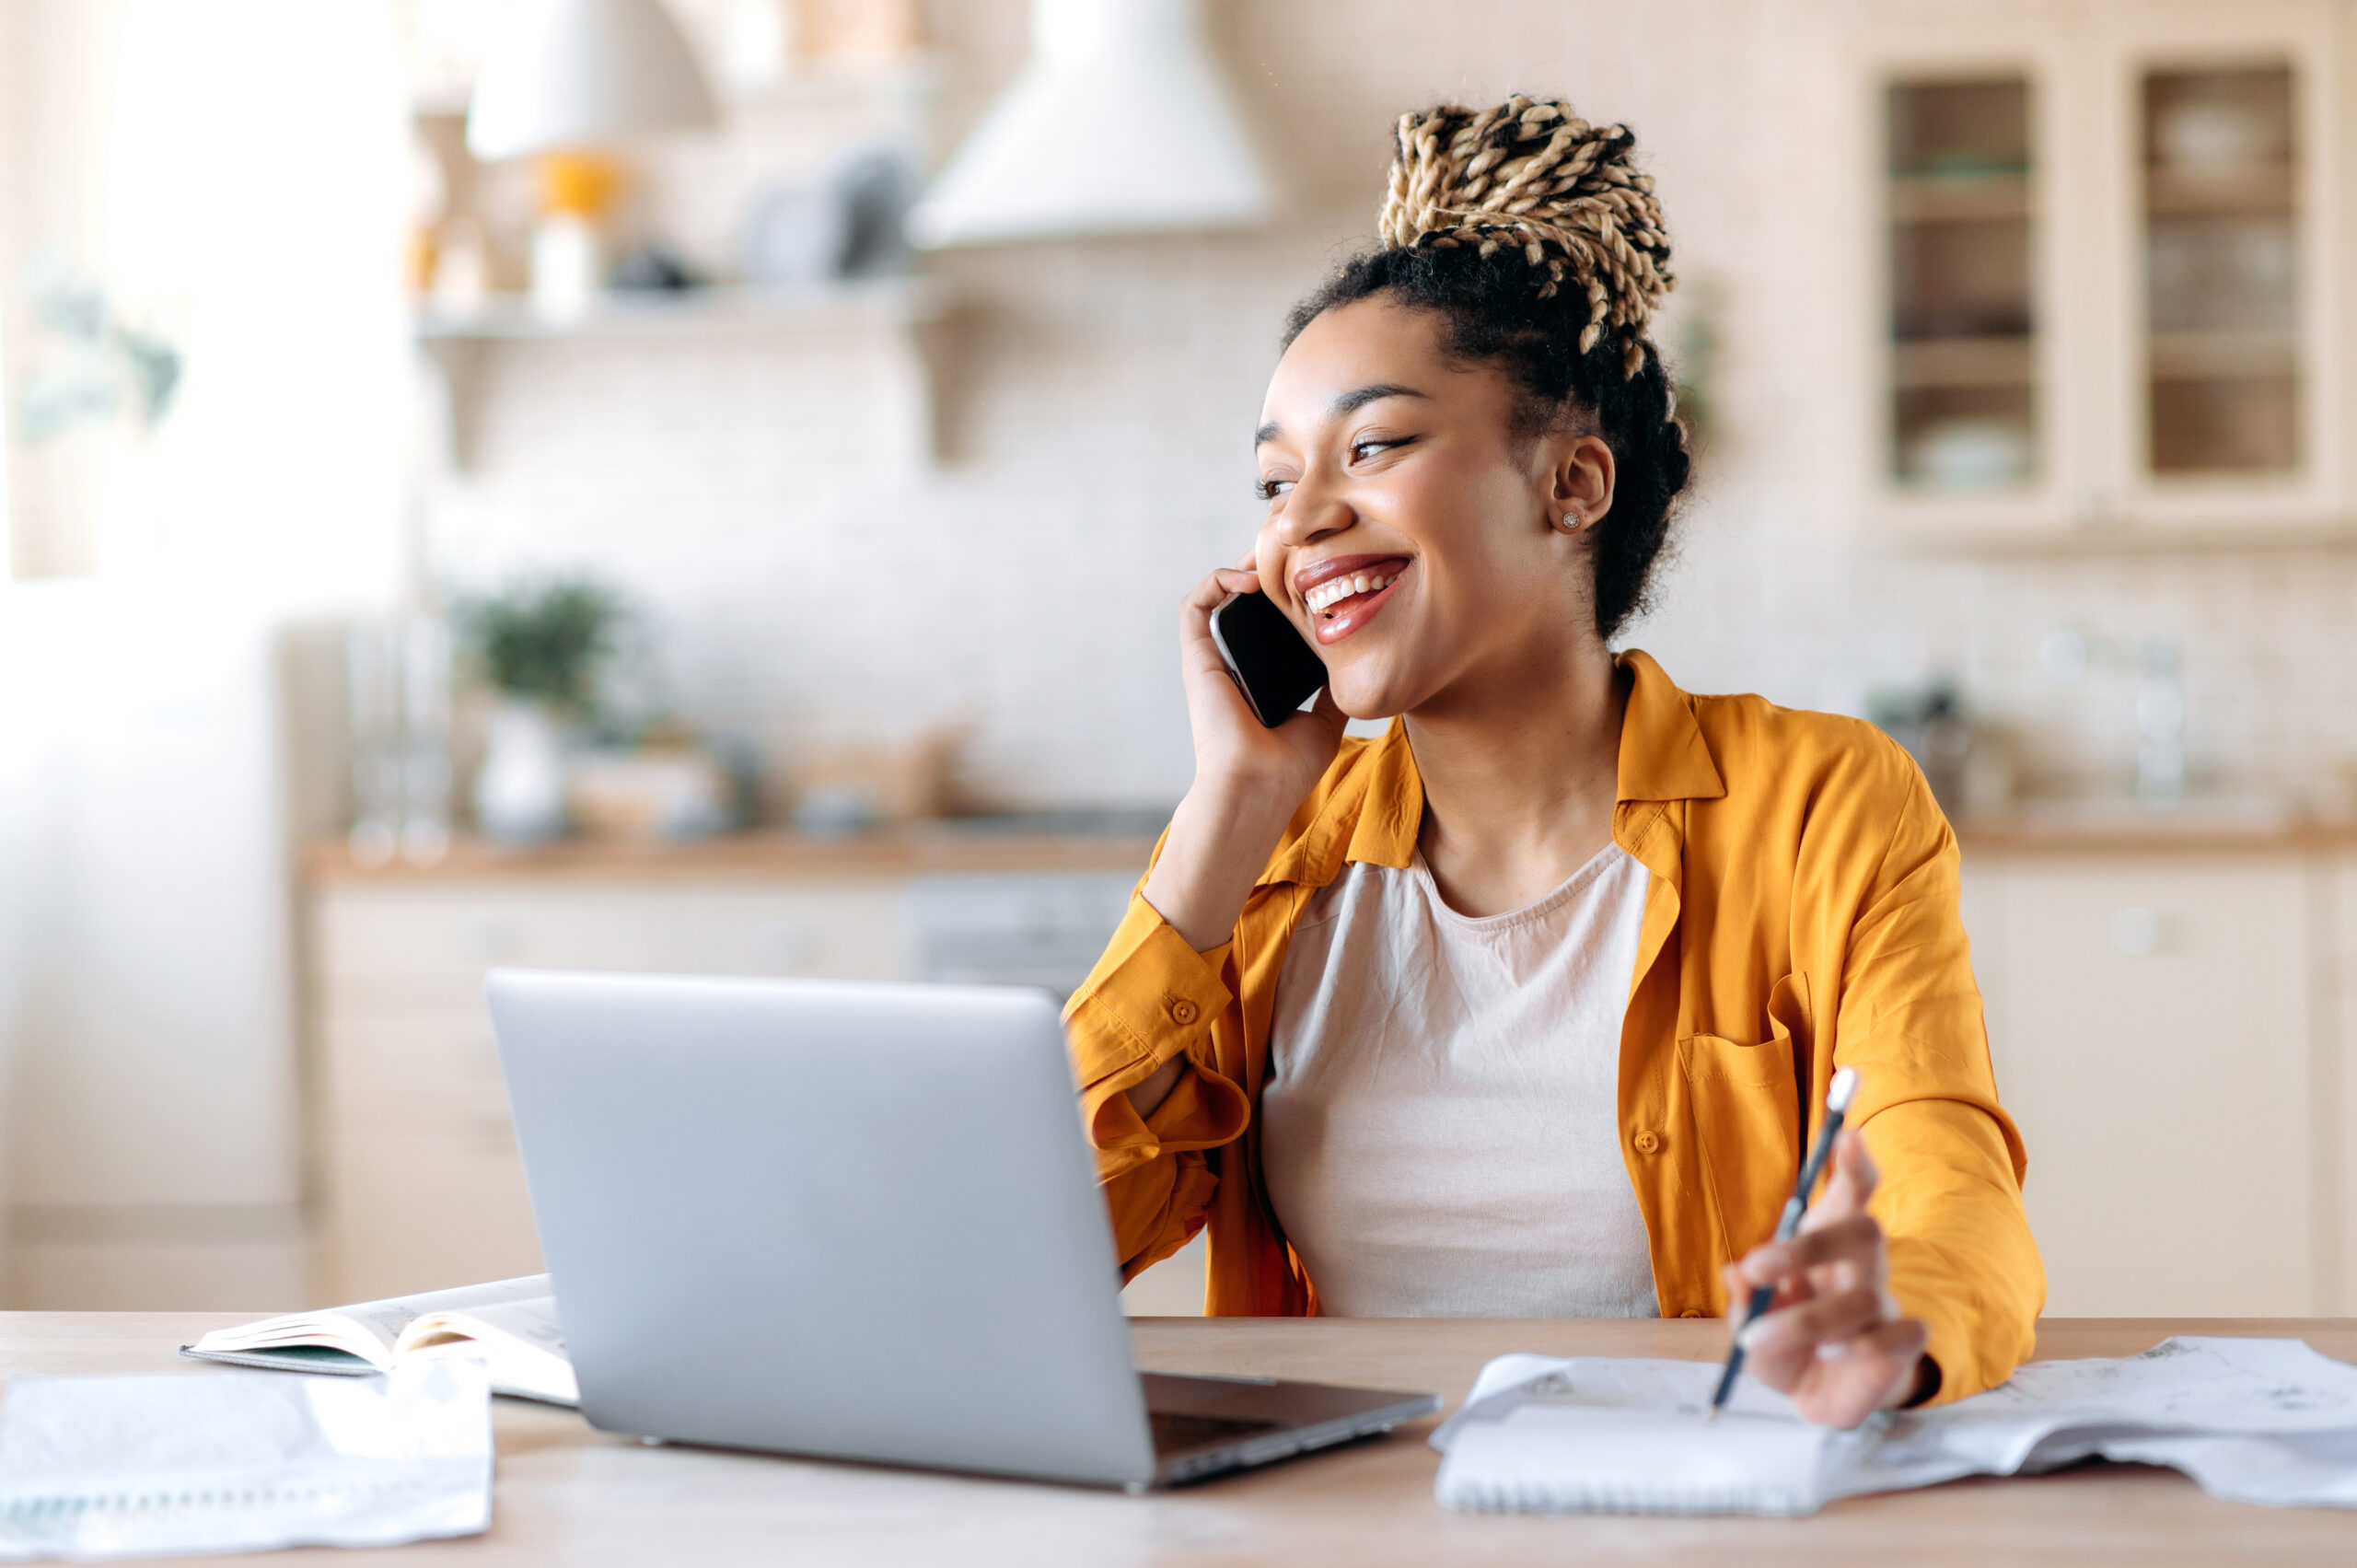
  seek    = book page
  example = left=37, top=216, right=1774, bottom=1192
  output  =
left=188, top=1275, right=554, bottom=1366
left=397, top=1296, right=577, bottom=1407
left=328, top=1275, right=557, bottom=1343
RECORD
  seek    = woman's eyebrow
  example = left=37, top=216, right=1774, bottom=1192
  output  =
left=1331, top=382, right=1427, bottom=416
left=1255, top=383, right=1429, bottom=447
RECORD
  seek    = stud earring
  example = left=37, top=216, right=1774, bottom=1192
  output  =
left=1562, top=511, right=1583, bottom=530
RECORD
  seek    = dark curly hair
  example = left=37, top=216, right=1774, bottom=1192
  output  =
left=1281, top=98, right=1690, bottom=641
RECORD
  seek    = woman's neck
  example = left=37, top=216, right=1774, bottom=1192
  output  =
left=1405, top=640, right=1628, bottom=919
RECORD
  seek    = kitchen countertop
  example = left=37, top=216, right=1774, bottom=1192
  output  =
left=305, top=806, right=2357, bottom=885
left=306, top=824, right=1163, bottom=883
left=1955, top=800, right=2357, bottom=854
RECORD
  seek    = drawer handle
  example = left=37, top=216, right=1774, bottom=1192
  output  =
left=2107, top=906, right=2163, bottom=958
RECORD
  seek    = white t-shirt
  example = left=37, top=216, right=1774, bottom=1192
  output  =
left=1258, top=844, right=1658, bottom=1318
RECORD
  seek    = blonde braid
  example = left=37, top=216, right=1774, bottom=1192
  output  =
left=1377, top=97, right=1675, bottom=377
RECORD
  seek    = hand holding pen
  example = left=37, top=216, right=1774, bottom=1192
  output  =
left=1709, top=1067, right=1935, bottom=1428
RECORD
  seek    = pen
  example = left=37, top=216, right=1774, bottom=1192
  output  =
left=1706, top=1065, right=1861, bottom=1421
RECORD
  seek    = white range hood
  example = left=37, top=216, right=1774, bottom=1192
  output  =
left=906, top=0, right=1272, bottom=249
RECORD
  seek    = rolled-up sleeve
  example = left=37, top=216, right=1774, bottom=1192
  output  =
left=1063, top=889, right=1252, bottom=1275
left=1838, top=769, right=2046, bottom=1404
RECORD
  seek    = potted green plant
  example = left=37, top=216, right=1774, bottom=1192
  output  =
left=456, top=578, right=621, bottom=843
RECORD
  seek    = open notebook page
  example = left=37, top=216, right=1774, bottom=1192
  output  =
left=1942, top=1337, right=2357, bottom=1451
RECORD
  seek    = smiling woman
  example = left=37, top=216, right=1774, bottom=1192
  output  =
left=1063, top=98, right=2045, bottom=1429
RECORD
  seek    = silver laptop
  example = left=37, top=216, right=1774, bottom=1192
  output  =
left=484, top=969, right=1438, bottom=1491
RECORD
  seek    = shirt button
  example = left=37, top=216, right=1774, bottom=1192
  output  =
left=1680, top=1308, right=1706, bottom=1319
left=1168, top=998, right=1199, bottom=1025
left=1633, top=1130, right=1662, bottom=1155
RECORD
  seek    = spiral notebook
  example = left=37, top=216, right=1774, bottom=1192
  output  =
left=1432, top=1338, right=2357, bottom=1516
left=1431, top=1355, right=1866, bottom=1516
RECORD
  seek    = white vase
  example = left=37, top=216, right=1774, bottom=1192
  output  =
left=475, top=701, right=568, bottom=844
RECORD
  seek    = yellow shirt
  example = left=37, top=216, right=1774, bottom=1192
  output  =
left=1063, top=650, right=2044, bottom=1404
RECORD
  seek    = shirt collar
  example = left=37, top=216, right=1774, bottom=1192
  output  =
left=1614, top=648, right=1726, bottom=804
left=1255, top=647, right=1724, bottom=889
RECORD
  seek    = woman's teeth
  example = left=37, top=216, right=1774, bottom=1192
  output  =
left=1303, top=569, right=1400, bottom=615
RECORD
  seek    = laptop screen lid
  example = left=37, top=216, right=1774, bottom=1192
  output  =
left=485, top=969, right=1159, bottom=1489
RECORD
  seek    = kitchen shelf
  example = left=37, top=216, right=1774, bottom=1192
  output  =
left=1889, top=173, right=2033, bottom=222
left=2147, top=329, right=2298, bottom=378
left=412, top=279, right=941, bottom=342
left=1894, top=335, right=2036, bottom=389
left=413, top=279, right=950, bottom=470
left=2144, top=163, right=2295, bottom=215
left=1879, top=498, right=2350, bottom=553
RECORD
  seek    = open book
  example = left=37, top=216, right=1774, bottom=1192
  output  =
left=181, top=1275, right=576, bottom=1408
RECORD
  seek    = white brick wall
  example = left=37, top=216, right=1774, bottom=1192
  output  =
left=426, top=0, right=2357, bottom=811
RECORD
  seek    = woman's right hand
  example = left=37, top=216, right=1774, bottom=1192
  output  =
left=1178, top=552, right=1348, bottom=810
left=1141, top=552, right=1345, bottom=956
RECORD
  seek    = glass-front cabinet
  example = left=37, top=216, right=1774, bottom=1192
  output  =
left=2142, top=64, right=2302, bottom=479
left=1864, top=1, right=2342, bottom=545
left=1887, top=78, right=2041, bottom=494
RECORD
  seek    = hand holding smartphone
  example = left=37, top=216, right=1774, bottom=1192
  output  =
left=1208, top=590, right=1328, bottom=727
left=1141, top=565, right=1343, bottom=957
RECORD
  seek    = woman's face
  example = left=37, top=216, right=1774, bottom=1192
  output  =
left=1251, top=296, right=1613, bottom=721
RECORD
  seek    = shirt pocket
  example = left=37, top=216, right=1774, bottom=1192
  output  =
left=1675, top=974, right=1811, bottom=1256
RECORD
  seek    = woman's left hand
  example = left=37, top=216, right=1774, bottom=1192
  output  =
left=1719, top=1129, right=1933, bottom=1428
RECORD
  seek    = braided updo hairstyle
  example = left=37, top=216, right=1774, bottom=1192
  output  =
left=1283, top=97, right=1690, bottom=640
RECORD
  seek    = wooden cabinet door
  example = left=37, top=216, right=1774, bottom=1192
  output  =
left=313, top=877, right=910, bottom=1302
left=1973, top=853, right=2317, bottom=1315
left=2331, top=856, right=2357, bottom=1314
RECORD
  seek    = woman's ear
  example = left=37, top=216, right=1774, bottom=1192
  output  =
left=1547, top=434, right=1618, bottom=532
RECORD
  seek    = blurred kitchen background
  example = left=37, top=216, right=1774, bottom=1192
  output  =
left=2, top=0, right=2355, bottom=1323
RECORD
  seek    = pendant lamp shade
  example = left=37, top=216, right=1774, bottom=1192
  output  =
left=906, top=0, right=1272, bottom=249
left=467, top=0, right=719, bottom=162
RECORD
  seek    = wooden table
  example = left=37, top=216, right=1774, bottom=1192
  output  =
left=11, top=1314, right=2357, bottom=1565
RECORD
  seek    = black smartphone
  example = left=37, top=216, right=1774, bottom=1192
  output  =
left=1209, top=590, right=1328, bottom=727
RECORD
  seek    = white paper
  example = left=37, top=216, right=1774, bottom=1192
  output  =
left=0, top=1361, right=493, bottom=1561
left=1434, top=1337, right=2357, bottom=1516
